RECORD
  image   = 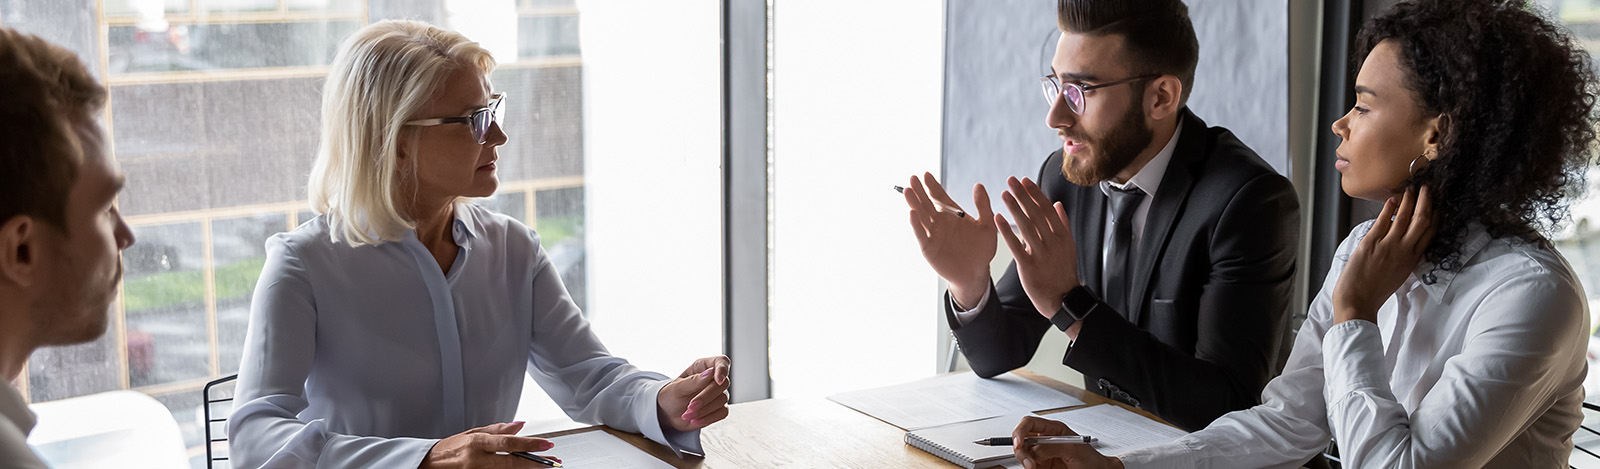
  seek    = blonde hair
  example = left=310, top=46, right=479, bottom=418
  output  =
left=308, top=19, right=495, bottom=246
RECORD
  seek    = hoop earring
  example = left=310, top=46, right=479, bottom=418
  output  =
left=1409, top=153, right=1430, bottom=176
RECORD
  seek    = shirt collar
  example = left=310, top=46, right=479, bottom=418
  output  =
left=1411, top=222, right=1494, bottom=299
left=1101, top=117, right=1183, bottom=198
left=451, top=202, right=481, bottom=242
left=0, top=384, right=35, bottom=437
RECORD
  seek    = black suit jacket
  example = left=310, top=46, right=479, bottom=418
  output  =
left=948, top=109, right=1300, bottom=431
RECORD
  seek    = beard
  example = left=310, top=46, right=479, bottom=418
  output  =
left=31, top=240, right=116, bottom=347
left=1060, top=95, right=1155, bottom=187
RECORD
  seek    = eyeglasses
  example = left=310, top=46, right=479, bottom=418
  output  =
left=1039, top=75, right=1158, bottom=115
left=404, top=92, right=507, bottom=144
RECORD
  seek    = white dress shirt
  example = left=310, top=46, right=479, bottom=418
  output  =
left=1118, top=221, right=1589, bottom=468
left=0, top=384, right=47, bottom=469
left=952, top=120, right=1182, bottom=323
left=230, top=203, right=698, bottom=468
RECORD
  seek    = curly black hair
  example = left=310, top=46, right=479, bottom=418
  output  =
left=1353, top=0, right=1600, bottom=276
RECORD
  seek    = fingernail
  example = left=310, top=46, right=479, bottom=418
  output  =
left=700, top=369, right=712, bottom=378
left=1023, top=458, right=1034, bottom=469
left=539, top=441, right=554, bottom=451
left=682, top=410, right=695, bottom=420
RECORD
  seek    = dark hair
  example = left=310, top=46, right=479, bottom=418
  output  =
left=1354, top=0, right=1600, bottom=275
left=0, top=28, right=106, bottom=230
left=1057, top=0, right=1199, bottom=105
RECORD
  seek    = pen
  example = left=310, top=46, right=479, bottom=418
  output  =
left=511, top=451, right=563, bottom=467
left=972, top=435, right=1094, bottom=446
left=894, top=185, right=968, bottom=219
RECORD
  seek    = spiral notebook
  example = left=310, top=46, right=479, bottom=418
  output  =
left=904, top=413, right=1026, bottom=469
left=906, top=405, right=1188, bottom=469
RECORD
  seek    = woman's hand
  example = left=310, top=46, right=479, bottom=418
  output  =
left=420, top=421, right=560, bottom=469
left=1333, top=185, right=1436, bottom=324
left=658, top=355, right=731, bottom=431
left=1011, top=416, right=1123, bottom=469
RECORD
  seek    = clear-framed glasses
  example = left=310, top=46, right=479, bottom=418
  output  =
left=404, top=92, right=507, bottom=144
left=1039, top=75, right=1158, bottom=115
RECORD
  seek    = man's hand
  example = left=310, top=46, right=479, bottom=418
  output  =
left=1011, top=416, right=1123, bottom=469
left=658, top=356, right=731, bottom=431
left=1333, top=186, right=1435, bottom=324
left=420, top=421, right=560, bottom=469
left=995, top=176, right=1082, bottom=320
left=904, top=172, right=998, bottom=307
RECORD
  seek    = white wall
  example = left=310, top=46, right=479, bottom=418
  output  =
left=767, top=0, right=946, bottom=398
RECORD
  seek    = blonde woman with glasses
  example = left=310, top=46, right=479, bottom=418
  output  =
left=229, top=20, right=731, bottom=468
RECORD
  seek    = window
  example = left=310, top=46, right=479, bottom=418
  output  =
left=1544, top=0, right=1600, bottom=407
left=10, top=0, right=722, bottom=466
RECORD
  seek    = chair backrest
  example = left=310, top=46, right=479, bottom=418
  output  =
left=26, top=390, right=188, bottom=468
left=1573, top=401, right=1600, bottom=468
left=204, top=374, right=240, bottom=469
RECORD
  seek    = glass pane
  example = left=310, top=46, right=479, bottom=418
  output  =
left=286, top=0, right=363, bottom=13
left=518, top=14, right=580, bottom=60
left=536, top=187, right=585, bottom=313
left=103, top=0, right=191, bottom=17
left=1551, top=2, right=1600, bottom=409
left=25, top=304, right=121, bottom=402
left=212, top=214, right=287, bottom=376
left=108, top=20, right=361, bottom=74
left=123, top=222, right=209, bottom=388
left=198, top=0, right=278, bottom=13
left=477, top=190, right=529, bottom=223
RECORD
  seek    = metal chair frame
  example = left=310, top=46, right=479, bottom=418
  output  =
left=203, top=374, right=240, bottom=469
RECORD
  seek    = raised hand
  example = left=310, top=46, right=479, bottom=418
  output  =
left=904, top=172, right=998, bottom=307
left=1333, top=185, right=1436, bottom=324
left=994, top=176, right=1082, bottom=320
left=658, top=356, right=731, bottom=431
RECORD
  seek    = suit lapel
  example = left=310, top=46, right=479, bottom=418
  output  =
left=1073, top=184, right=1106, bottom=304
left=1126, top=110, right=1204, bottom=325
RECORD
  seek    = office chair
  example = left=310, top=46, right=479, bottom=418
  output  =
left=204, top=374, right=240, bottom=469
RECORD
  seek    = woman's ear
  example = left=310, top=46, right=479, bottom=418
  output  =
left=1422, top=114, right=1449, bottom=160
left=1146, top=75, right=1184, bottom=121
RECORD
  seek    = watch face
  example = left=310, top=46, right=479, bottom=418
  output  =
left=1062, top=287, right=1099, bottom=320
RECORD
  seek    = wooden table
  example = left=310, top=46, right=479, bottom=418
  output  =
left=536, top=370, right=1173, bottom=468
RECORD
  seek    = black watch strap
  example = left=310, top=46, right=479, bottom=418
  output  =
left=1052, top=285, right=1101, bottom=331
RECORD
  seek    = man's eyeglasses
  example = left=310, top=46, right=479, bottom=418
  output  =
left=1039, top=75, right=1158, bottom=115
left=404, top=92, right=507, bottom=144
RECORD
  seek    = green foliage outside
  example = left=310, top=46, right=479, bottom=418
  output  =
left=123, top=256, right=267, bottom=312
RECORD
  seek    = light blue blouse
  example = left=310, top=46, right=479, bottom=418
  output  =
left=229, top=203, right=697, bottom=468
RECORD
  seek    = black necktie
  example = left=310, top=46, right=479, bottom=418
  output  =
left=1104, top=185, right=1145, bottom=315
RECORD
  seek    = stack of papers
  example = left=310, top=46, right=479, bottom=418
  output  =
left=827, top=372, right=1086, bottom=430
left=904, top=404, right=1188, bottom=469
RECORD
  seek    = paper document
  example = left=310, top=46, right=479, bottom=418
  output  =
left=828, top=372, right=1086, bottom=430
left=1042, top=404, right=1188, bottom=456
left=531, top=430, right=675, bottom=469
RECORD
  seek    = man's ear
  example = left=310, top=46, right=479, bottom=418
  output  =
left=0, top=216, right=38, bottom=288
left=1145, top=75, right=1183, bottom=122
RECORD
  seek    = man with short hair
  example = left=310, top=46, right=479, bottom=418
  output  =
left=0, top=27, right=136, bottom=467
left=904, top=0, right=1298, bottom=430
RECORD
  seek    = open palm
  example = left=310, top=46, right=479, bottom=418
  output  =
left=905, top=172, right=997, bottom=302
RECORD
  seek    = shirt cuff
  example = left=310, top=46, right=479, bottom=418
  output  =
left=949, top=287, right=992, bottom=327
left=1109, top=438, right=1200, bottom=469
left=1322, top=320, right=1386, bottom=401
left=636, top=379, right=704, bottom=456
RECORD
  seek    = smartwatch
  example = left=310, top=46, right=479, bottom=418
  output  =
left=1050, top=285, right=1102, bottom=331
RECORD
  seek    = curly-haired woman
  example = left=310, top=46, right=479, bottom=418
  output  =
left=1006, top=0, right=1600, bottom=467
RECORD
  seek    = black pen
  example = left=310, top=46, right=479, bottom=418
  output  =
left=894, top=185, right=968, bottom=219
left=972, top=435, right=1094, bottom=446
left=511, top=451, right=563, bottom=467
